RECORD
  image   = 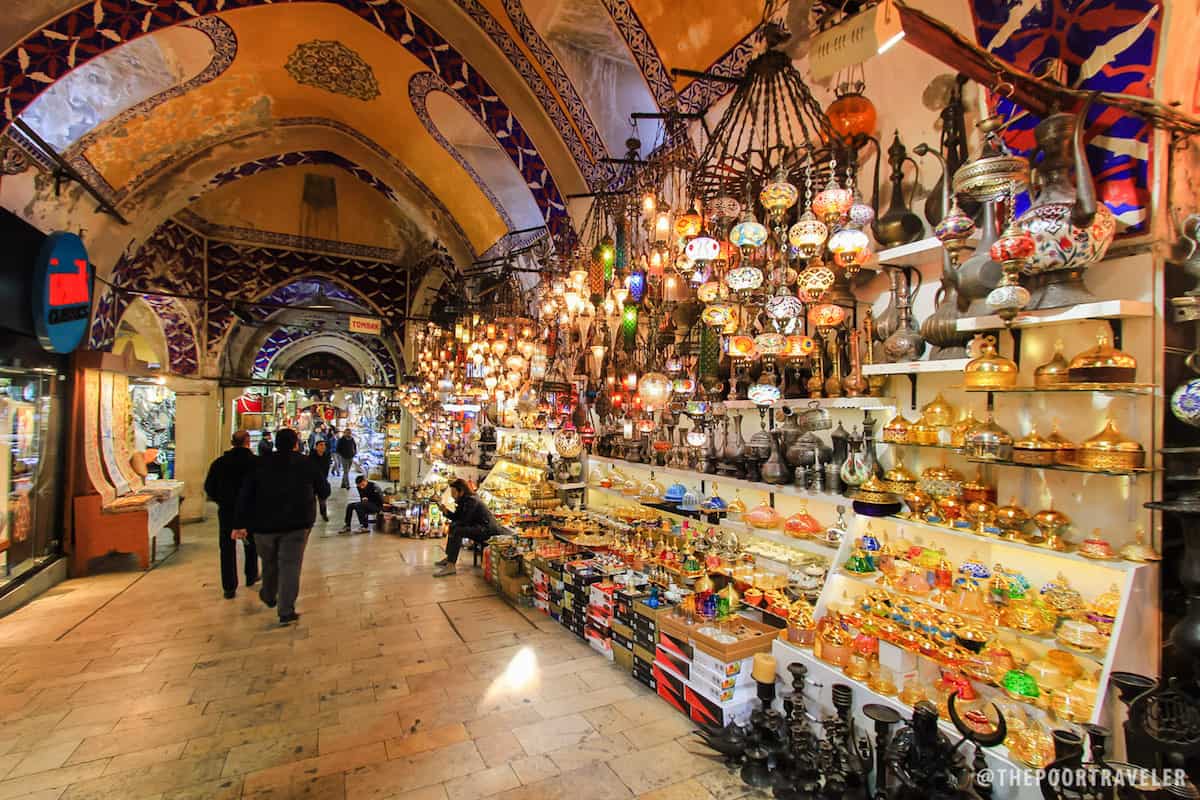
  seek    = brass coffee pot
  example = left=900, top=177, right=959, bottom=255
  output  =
left=873, top=131, right=924, bottom=247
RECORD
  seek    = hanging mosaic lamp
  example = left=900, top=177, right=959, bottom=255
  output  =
left=729, top=210, right=769, bottom=253
left=785, top=334, right=817, bottom=358
left=748, top=382, right=782, bottom=406
left=986, top=221, right=1036, bottom=324
left=697, top=280, right=726, bottom=304
left=727, top=335, right=758, bottom=360
left=621, top=303, right=638, bottom=348
left=760, top=168, right=799, bottom=220
left=809, top=302, right=848, bottom=329
left=828, top=226, right=872, bottom=273
left=797, top=261, right=837, bottom=301
left=675, top=212, right=703, bottom=240
left=788, top=209, right=829, bottom=259
left=826, top=85, right=878, bottom=142
left=725, top=265, right=765, bottom=293
left=764, top=293, right=804, bottom=322
left=637, top=372, right=672, bottom=410
left=812, top=176, right=853, bottom=224
left=848, top=193, right=876, bottom=228
left=626, top=270, right=647, bottom=303
left=708, top=196, right=742, bottom=234
left=685, top=235, right=721, bottom=263
left=701, top=302, right=738, bottom=328
left=754, top=332, right=787, bottom=356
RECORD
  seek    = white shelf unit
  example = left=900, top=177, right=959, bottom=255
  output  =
left=580, top=449, right=1159, bottom=752
left=722, top=396, right=897, bottom=411
left=955, top=299, right=1154, bottom=333
left=862, top=358, right=971, bottom=376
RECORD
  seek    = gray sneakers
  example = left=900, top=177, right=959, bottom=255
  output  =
left=433, top=564, right=457, bottom=577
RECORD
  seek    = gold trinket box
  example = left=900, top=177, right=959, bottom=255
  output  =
left=1034, top=340, right=1070, bottom=388
left=965, top=336, right=1018, bottom=389
left=1012, top=427, right=1058, bottom=466
left=1075, top=419, right=1144, bottom=471
left=1068, top=331, right=1137, bottom=383
left=921, top=392, right=957, bottom=428
left=882, top=414, right=913, bottom=444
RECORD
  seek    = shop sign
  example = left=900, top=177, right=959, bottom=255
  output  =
left=348, top=315, right=382, bottom=335
left=32, top=232, right=92, bottom=354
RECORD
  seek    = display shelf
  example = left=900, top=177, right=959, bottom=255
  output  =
left=883, top=441, right=963, bottom=452
left=828, top=569, right=1109, bottom=665
left=722, top=396, right=897, bottom=411
left=873, top=512, right=1144, bottom=571
left=865, top=235, right=976, bottom=269
left=550, top=481, right=587, bottom=490
left=862, top=358, right=971, bottom=376
left=964, top=383, right=1155, bottom=395
left=955, top=300, right=1153, bottom=333
left=587, top=454, right=852, bottom=507
left=739, top=525, right=841, bottom=559
left=964, top=456, right=1154, bottom=478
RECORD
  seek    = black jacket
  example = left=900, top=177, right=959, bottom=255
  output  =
left=258, top=437, right=273, bottom=456
left=336, top=435, right=357, bottom=459
left=203, top=447, right=256, bottom=516
left=446, top=493, right=500, bottom=534
left=356, top=480, right=384, bottom=508
left=310, top=447, right=332, bottom=476
left=236, top=450, right=331, bottom=533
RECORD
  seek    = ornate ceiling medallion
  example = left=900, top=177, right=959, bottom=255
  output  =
left=285, top=40, right=381, bottom=102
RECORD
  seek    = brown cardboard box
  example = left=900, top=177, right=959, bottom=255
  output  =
left=499, top=573, right=530, bottom=602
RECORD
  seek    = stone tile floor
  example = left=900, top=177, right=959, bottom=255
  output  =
left=0, top=488, right=766, bottom=799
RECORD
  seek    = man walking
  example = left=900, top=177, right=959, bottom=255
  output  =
left=340, top=475, right=384, bottom=534
left=203, top=430, right=259, bottom=599
left=327, top=426, right=340, bottom=477
left=257, top=428, right=274, bottom=456
left=233, top=428, right=330, bottom=625
left=336, top=429, right=357, bottom=489
left=307, top=422, right=325, bottom=455
left=310, top=439, right=332, bottom=521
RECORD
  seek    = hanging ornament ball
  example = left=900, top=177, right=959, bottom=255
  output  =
left=826, top=92, right=878, bottom=142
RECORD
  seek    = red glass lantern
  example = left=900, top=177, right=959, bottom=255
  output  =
left=826, top=91, right=877, bottom=142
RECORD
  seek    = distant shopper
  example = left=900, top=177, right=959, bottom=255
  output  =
left=327, top=426, right=340, bottom=476
left=233, top=428, right=330, bottom=625
left=433, top=479, right=500, bottom=577
left=336, top=429, right=357, bottom=489
left=307, top=423, right=325, bottom=455
left=310, top=439, right=333, bottom=521
left=341, top=475, right=383, bottom=534
left=258, top=428, right=274, bottom=456
left=203, top=430, right=259, bottom=599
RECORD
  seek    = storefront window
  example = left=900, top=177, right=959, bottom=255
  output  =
left=0, top=365, right=64, bottom=587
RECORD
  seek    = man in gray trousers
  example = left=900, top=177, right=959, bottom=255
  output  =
left=233, top=428, right=330, bottom=625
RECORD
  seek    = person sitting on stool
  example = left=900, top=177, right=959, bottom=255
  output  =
left=433, top=479, right=499, bottom=577
left=340, top=475, right=383, bottom=534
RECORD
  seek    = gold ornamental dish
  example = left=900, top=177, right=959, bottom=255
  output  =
left=853, top=476, right=900, bottom=505
left=911, top=416, right=940, bottom=445
left=950, top=410, right=980, bottom=448
left=882, top=414, right=913, bottom=444
left=921, top=392, right=957, bottom=428
left=1012, top=428, right=1058, bottom=466
left=964, top=336, right=1018, bottom=389
left=1067, top=332, right=1137, bottom=384
left=882, top=460, right=918, bottom=495
left=1034, top=341, right=1070, bottom=388
left=1074, top=419, right=1145, bottom=471
left=953, top=148, right=1030, bottom=202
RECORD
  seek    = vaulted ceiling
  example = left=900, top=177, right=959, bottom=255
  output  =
left=0, top=0, right=763, bottom=377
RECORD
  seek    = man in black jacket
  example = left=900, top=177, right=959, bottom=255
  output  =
left=340, top=475, right=383, bottom=534
left=233, top=428, right=330, bottom=625
left=203, top=430, right=259, bottom=599
left=433, top=479, right=500, bottom=577
left=336, top=429, right=357, bottom=489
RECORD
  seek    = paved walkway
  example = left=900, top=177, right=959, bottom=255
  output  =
left=0, top=488, right=756, bottom=799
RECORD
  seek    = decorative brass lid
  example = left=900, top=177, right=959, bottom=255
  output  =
left=1034, top=340, right=1070, bottom=387
left=921, top=392, right=957, bottom=428
left=965, top=335, right=1019, bottom=388
left=884, top=459, right=916, bottom=484
left=1045, top=423, right=1075, bottom=451
left=1079, top=419, right=1143, bottom=453
left=966, top=414, right=1013, bottom=446
left=1069, top=332, right=1136, bottom=372
left=1014, top=426, right=1058, bottom=451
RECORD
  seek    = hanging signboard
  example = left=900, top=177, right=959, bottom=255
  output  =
left=348, top=316, right=382, bottom=336
left=32, top=232, right=92, bottom=354
left=809, top=0, right=905, bottom=81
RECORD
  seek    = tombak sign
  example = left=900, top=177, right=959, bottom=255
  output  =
left=32, top=232, right=92, bottom=354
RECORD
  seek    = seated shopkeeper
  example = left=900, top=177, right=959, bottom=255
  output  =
left=432, top=478, right=501, bottom=577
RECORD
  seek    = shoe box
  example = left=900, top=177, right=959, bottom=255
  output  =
left=691, top=648, right=756, bottom=680
left=614, top=588, right=646, bottom=627
left=684, top=679, right=757, bottom=728
left=612, top=639, right=634, bottom=671
left=632, top=644, right=656, bottom=691
left=610, top=619, right=634, bottom=653
left=586, top=626, right=614, bottom=661
left=652, top=658, right=687, bottom=715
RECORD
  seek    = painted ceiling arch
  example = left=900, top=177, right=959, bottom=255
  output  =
left=253, top=328, right=398, bottom=385
left=0, top=1, right=582, bottom=245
